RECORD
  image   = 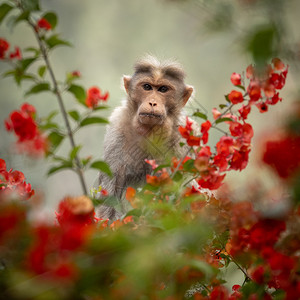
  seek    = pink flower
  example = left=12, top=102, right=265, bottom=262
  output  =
left=230, top=72, right=242, bottom=86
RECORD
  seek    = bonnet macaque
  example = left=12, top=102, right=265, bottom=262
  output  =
left=95, top=55, right=193, bottom=220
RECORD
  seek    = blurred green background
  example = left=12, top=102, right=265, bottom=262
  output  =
left=0, top=0, right=299, bottom=214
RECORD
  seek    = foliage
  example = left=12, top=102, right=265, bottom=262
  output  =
left=0, top=1, right=299, bottom=300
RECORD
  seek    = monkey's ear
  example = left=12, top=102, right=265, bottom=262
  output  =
left=182, top=85, right=194, bottom=106
left=123, top=75, right=132, bottom=94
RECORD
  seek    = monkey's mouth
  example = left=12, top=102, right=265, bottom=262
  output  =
left=138, top=112, right=164, bottom=126
left=139, top=112, right=163, bottom=119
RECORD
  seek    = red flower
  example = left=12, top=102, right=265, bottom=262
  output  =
left=272, top=58, right=285, bottom=71
left=230, top=149, right=250, bottom=171
left=249, top=219, right=286, bottom=250
left=37, top=18, right=52, bottom=31
left=227, top=90, right=244, bottom=104
left=210, top=286, right=229, bottom=300
left=238, top=104, right=251, bottom=120
left=251, top=265, right=266, bottom=284
left=187, top=135, right=201, bottom=146
left=197, top=169, right=226, bottom=190
left=8, top=111, right=37, bottom=141
left=201, top=120, right=211, bottom=144
left=86, top=86, right=109, bottom=108
left=230, top=72, right=242, bottom=86
left=9, top=46, right=22, bottom=60
left=0, top=38, right=9, bottom=59
left=56, top=195, right=95, bottom=227
left=263, top=135, right=300, bottom=179
left=256, top=102, right=268, bottom=113
left=247, top=81, right=261, bottom=101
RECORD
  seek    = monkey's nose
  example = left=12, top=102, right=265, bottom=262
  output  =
left=149, top=101, right=157, bottom=107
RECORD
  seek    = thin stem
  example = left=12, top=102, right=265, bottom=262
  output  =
left=229, top=255, right=251, bottom=282
left=171, top=146, right=192, bottom=179
left=25, top=15, right=88, bottom=195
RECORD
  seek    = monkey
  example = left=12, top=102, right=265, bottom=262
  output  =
left=94, top=55, right=194, bottom=220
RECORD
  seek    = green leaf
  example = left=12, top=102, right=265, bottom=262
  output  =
left=21, top=0, right=40, bottom=11
left=13, top=10, right=30, bottom=26
left=173, top=171, right=183, bottom=182
left=183, top=159, right=194, bottom=172
left=48, top=131, right=64, bottom=150
left=90, top=160, right=112, bottom=177
left=38, top=65, right=47, bottom=78
left=92, top=105, right=110, bottom=111
left=193, top=111, right=207, bottom=120
left=236, top=84, right=245, bottom=91
left=246, top=25, right=277, bottom=66
left=42, top=12, right=57, bottom=30
left=219, top=104, right=228, bottom=109
left=0, top=3, right=13, bottom=25
left=25, top=82, right=50, bottom=96
left=24, top=47, right=40, bottom=57
left=215, top=117, right=233, bottom=124
left=39, top=122, right=59, bottom=130
left=69, top=145, right=82, bottom=161
left=80, top=117, right=109, bottom=127
left=47, top=162, right=72, bottom=176
left=46, top=110, right=58, bottom=122
left=45, top=34, right=72, bottom=49
left=68, top=84, right=86, bottom=105
left=68, top=110, right=80, bottom=122
left=81, top=156, right=92, bottom=166
left=225, top=94, right=230, bottom=102
left=21, top=57, right=37, bottom=71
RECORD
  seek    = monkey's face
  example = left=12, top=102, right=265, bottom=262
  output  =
left=124, top=74, right=190, bottom=128
left=135, top=77, right=177, bottom=126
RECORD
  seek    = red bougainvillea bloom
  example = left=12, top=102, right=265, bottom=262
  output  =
left=228, top=90, right=244, bottom=104
left=238, top=104, right=251, bottom=120
left=86, top=86, right=109, bottom=108
left=263, top=135, right=300, bottom=179
left=251, top=265, right=266, bottom=284
left=56, top=195, right=96, bottom=226
left=194, top=146, right=211, bottom=172
left=230, top=72, right=242, bottom=86
left=9, top=46, right=22, bottom=60
left=256, top=102, right=268, bottom=113
left=37, top=18, right=52, bottom=30
left=201, top=120, right=211, bottom=144
left=187, top=135, right=201, bottom=146
left=0, top=158, right=34, bottom=200
left=247, top=81, right=261, bottom=101
left=210, top=285, right=229, bottom=300
left=5, top=111, right=37, bottom=141
left=5, top=103, right=48, bottom=156
left=0, top=38, right=9, bottom=59
left=145, top=159, right=158, bottom=170
left=197, top=168, right=226, bottom=190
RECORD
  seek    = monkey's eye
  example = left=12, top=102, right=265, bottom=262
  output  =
left=143, top=83, right=153, bottom=91
left=158, top=86, right=169, bottom=93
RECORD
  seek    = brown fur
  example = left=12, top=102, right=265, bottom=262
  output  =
left=95, top=55, right=193, bottom=220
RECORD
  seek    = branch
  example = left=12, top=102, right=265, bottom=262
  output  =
left=24, top=14, right=88, bottom=195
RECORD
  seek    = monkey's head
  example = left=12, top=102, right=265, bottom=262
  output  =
left=123, top=56, right=193, bottom=136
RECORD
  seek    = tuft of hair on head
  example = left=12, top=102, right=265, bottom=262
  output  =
left=134, top=54, right=186, bottom=82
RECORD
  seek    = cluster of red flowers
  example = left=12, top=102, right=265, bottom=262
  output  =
left=263, top=134, right=300, bottom=179
left=227, top=58, right=288, bottom=116
left=85, top=86, right=109, bottom=108
left=179, top=117, right=212, bottom=147
left=0, top=38, right=22, bottom=60
left=177, top=59, right=288, bottom=191
left=36, top=18, right=52, bottom=31
left=5, top=103, right=48, bottom=156
left=227, top=205, right=300, bottom=299
left=0, top=158, right=34, bottom=200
